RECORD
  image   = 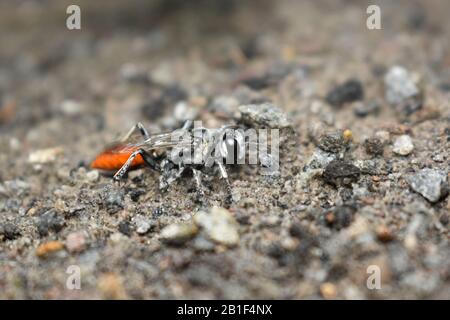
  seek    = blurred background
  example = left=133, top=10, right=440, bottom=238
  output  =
left=0, top=0, right=449, bottom=299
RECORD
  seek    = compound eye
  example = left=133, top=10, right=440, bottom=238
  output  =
left=221, top=131, right=245, bottom=164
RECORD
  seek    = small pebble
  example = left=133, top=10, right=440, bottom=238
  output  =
left=36, top=210, right=65, bottom=236
left=28, top=147, right=63, bottom=164
left=323, top=160, right=360, bottom=187
left=343, top=129, right=353, bottom=141
left=61, top=99, right=82, bottom=115
left=65, top=231, right=86, bottom=253
left=393, top=135, right=414, bottom=156
left=384, top=66, right=422, bottom=114
left=85, top=170, right=99, bottom=182
left=193, top=206, right=240, bottom=247
left=36, top=240, right=64, bottom=258
left=376, top=225, right=394, bottom=242
left=104, top=188, right=125, bottom=214
left=239, top=103, right=291, bottom=128
left=118, top=221, right=132, bottom=236
left=160, top=222, right=198, bottom=245
left=325, top=206, right=355, bottom=230
left=407, top=168, right=449, bottom=203
left=0, top=223, right=20, bottom=240
left=320, top=282, right=337, bottom=299
left=317, top=131, right=349, bottom=153
left=326, top=79, right=364, bottom=107
left=133, top=216, right=152, bottom=235
left=304, top=148, right=337, bottom=171
left=97, top=273, right=127, bottom=299
left=364, top=137, right=384, bottom=156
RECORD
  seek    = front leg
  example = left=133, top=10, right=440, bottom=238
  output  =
left=113, top=148, right=158, bottom=181
left=216, top=161, right=233, bottom=205
left=159, top=160, right=185, bottom=191
left=191, top=168, right=205, bottom=202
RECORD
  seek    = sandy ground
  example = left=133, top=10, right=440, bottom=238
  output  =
left=0, top=0, right=449, bottom=299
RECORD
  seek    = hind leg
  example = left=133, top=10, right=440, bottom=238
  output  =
left=120, top=122, right=150, bottom=142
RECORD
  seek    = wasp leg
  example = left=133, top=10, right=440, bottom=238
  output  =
left=216, top=162, right=233, bottom=205
left=181, top=120, right=193, bottom=130
left=191, top=168, right=205, bottom=202
left=159, top=161, right=185, bottom=191
left=120, top=122, right=150, bottom=142
left=113, top=148, right=157, bottom=181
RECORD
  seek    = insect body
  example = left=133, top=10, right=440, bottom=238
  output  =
left=91, top=120, right=258, bottom=204
left=158, top=122, right=246, bottom=203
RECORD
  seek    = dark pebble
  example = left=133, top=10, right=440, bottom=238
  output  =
left=323, top=160, right=360, bottom=187
left=118, top=221, right=133, bottom=236
left=444, top=128, right=450, bottom=136
left=364, top=137, right=384, bottom=156
left=242, top=64, right=292, bottom=90
left=439, top=213, right=448, bottom=226
left=339, top=188, right=353, bottom=202
left=129, top=188, right=145, bottom=202
left=317, top=131, right=348, bottom=153
left=326, top=264, right=348, bottom=281
left=326, top=79, right=364, bottom=107
left=325, top=205, right=356, bottom=230
left=289, top=222, right=309, bottom=239
left=0, top=223, right=21, bottom=240
left=353, top=100, right=380, bottom=117
left=36, top=209, right=65, bottom=236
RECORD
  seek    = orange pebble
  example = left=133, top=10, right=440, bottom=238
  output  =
left=36, top=241, right=64, bottom=257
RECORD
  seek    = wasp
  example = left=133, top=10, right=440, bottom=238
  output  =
left=91, top=120, right=250, bottom=203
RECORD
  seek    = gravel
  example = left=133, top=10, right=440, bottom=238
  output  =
left=133, top=215, right=152, bottom=235
left=325, top=205, right=356, bottom=230
left=384, top=66, right=423, bottom=114
left=364, top=137, right=385, bottom=156
left=326, top=79, right=364, bottom=107
left=0, top=0, right=449, bottom=300
left=322, top=160, right=361, bottom=187
left=317, top=131, right=349, bottom=154
left=160, top=222, right=198, bottom=245
left=36, top=210, right=65, bottom=237
left=238, top=103, right=292, bottom=128
left=0, top=222, right=21, bottom=240
left=193, top=207, right=240, bottom=247
left=65, top=231, right=87, bottom=253
left=407, top=168, right=449, bottom=203
left=393, top=135, right=414, bottom=156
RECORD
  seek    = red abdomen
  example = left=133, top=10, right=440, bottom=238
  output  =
left=91, top=145, right=144, bottom=171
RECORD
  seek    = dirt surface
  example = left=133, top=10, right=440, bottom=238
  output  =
left=0, top=0, right=449, bottom=299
